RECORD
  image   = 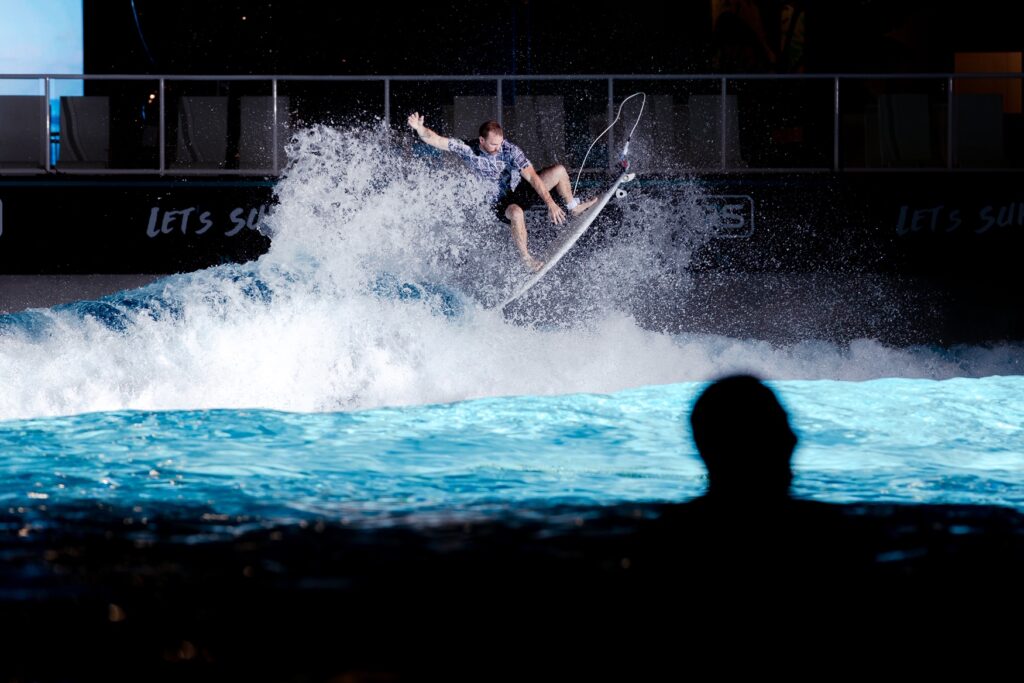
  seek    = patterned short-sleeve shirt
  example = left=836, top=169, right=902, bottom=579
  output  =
left=446, top=138, right=532, bottom=204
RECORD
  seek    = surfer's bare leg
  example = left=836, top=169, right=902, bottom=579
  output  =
left=537, top=164, right=598, bottom=216
left=505, top=204, right=543, bottom=272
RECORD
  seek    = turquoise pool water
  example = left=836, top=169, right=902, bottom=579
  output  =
left=2, top=377, right=1021, bottom=524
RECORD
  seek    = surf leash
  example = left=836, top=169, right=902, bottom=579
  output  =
left=572, top=92, right=646, bottom=195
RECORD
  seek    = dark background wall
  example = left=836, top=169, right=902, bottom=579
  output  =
left=84, top=1, right=710, bottom=75
left=84, top=1, right=1024, bottom=77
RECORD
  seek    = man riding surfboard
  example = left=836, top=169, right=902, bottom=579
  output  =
left=407, top=113, right=597, bottom=271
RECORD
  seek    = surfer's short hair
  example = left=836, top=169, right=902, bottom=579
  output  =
left=479, top=120, right=503, bottom=139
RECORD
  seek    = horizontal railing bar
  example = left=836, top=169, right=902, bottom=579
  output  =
left=5, top=71, right=1023, bottom=177
left=4, top=72, right=1024, bottom=81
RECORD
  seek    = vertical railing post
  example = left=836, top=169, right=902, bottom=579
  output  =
left=272, top=77, right=279, bottom=174
left=44, top=77, right=52, bottom=172
left=947, top=75, right=954, bottom=169
left=720, top=76, right=727, bottom=171
left=158, top=77, right=166, bottom=175
left=608, top=77, right=615, bottom=170
left=384, top=77, right=390, bottom=126
left=833, top=77, right=840, bottom=172
left=497, top=77, right=503, bottom=126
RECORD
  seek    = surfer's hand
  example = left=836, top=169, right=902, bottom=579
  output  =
left=407, top=112, right=425, bottom=134
left=524, top=255, right=544, bottom=272
left=548, top=202, right=566, bottom=226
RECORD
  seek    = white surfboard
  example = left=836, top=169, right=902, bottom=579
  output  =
left=495, top=170, right=635, bottom=310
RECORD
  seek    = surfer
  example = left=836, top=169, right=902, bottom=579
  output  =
left=407, top=112, right=597, bottom=271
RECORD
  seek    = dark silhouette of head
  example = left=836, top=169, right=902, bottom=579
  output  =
left=690, top=374, right=797, bottom=502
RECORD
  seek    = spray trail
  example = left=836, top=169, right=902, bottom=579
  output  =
left=0, top=124, right=1020, bottom=421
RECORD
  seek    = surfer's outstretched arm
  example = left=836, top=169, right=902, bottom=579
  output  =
left=407, top=112, right=450, bottom=152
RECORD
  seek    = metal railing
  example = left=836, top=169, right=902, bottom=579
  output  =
left=1, top=72, right=1022, bottom=176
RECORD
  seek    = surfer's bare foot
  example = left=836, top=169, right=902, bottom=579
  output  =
left=570, top=196, right=599, bottom=217
left=524, top=255, right=544, bottom=272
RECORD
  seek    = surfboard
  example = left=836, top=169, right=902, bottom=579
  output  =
left=495, top=170, right=635, bottom=310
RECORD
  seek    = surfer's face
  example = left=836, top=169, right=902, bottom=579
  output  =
left=479, top=132, right=503, bottom=155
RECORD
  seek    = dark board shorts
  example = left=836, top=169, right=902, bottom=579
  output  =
left=494, top=181, right=542, bottom=223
